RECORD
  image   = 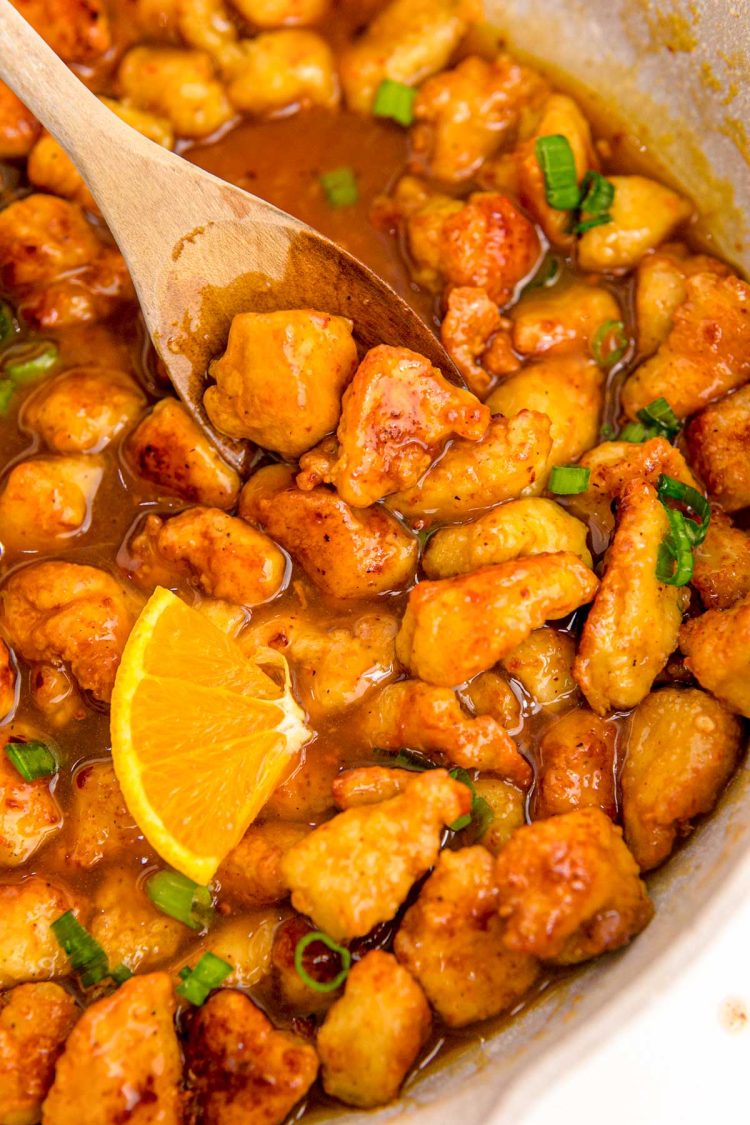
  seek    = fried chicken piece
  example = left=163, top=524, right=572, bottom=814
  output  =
left=0, top=640, right=17, bottom=722
left=0, top=79, right=39, bottom=158
left=239, top=464, right=417, bottom=598
left=461, top=667, right=522, bottom=730
left=63, top=760, right=141, bottom=870
left=22, top=367, right=145, bottom=454
left=684, top=384, right=750, bottom=512
left=440, top=286, right=518, bottom=398
left=27, top=665, right=85, bottom=729
left=0, top=878, right=78, bottom=988
left=574, top=480, right=688, bottom=715
left=472, top=778, right=525, bottom=854
left=10, top=0, right=110, bottom=62
left=186, top=989, right=318, bottom=1125
left=204, top=310, right=356, bottom=456
left=196, top=911, right=279, bottom=990
left=495, top=808, right=653, bottom=964
left=360, top=679, right=532, bottom=786
left=392, top=176, right=465, bottom=290
left=339, top=0, right=482, bottom=113
left=423, top=497, right=591, bottom=579
left=127, top=398, right=241, bottom=509
left=220, top=30, right=339, bottom=114
left=296, top=345, right=489, bottom=507
left=502, top=627, right=580, bottom=712
left=410, top=54, right=548, bottom=184
left=635, top=243, right=731, bottom=356
left=621, top=273, right=750, bottom=420
left=281, top=770, right=470, bottom=940
left=0, top=562, right=137, bottom=704
left=0, top=456, right=103, bottom=550
left=510, top=281, right=622, bottom=358
left=0, top=734, right=61, bottom=867
left=387, top=410, right=553, bottom=522
left=42, top=974, right=182, bottom=1125
left=397, top=553, right=598, bottom=688
left=89, top=871, right=185, bottom=975
left=692, top=508, right=750, bottom=610
left=262, top=742, right=340, bottom=822
left=577, top=176, right=692, bottom=273
left=622, top=688, right=743, bottom=870
left=394, top=846, right=539, bottom=1027
left=118, top=46, right=234, bottom=138
left=332, top=766, right=411, bottom=809
left=317, top=951, right=430, bottom=1107
left=230, top=0, right=329, bottom=26
left=217, top=821, right=309, bottom=907
left=534, top=709, right=617, bottom=820
left=679, top=594, right=750, bottom=718
left=0, top=194, right=133, bottom=328
left=487, top=354, right=604, bottom=469
left=0, top=983, right=78, bottom=1125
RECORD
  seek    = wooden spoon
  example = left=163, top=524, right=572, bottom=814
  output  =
left=0, top=0, right=458, bottom=472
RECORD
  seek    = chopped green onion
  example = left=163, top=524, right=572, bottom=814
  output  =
left=657, top=474, right=711, bottom=545
left=110, top=963, right=133, bottom=985
left=320, top=167, right=359, bottom=209
left=522, top=254, right=561, bottom=296
left=636, top=397, right=681, bottom=441
left=574, top=214, right=612, bottom=234
left=294, top=931, right=351, bottom=994
left=51, top=912, right=109, bottom=987
left=656, top=507, right=694, bottom=586
left=535, top=135, right=581, bottom=211
left=375, top=748, right=436, bottom=772
left=591, top=319, right=628, bottom=369
left=448, top=767, right=494, bottom=839
left=574, top=170, right=615, bottom=233
left=548, top=465, right=591, bottom=495
left=0, top=300, right=16, bottom=344
left=0, top=381, right=12, bottom=415
left=373, top=78, right=416, bottom=127
left=619, top=421, right=659, bottom=443
left=599, top=422, right=616, bottom=440
left=4, top=740, right=57, bottom=781
left=416, top=526, right=438, bottom=550
left=146, top=870, right=215, bottom=931
left=4, top=341, right=59, bottom=384
left=177, top=952, right=232, bottom=1005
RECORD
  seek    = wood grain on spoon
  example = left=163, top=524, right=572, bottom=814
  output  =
left=0, top=0, right=459, bottom=473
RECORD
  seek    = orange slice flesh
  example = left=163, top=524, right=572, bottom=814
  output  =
left=110, top=587, right=311, bottom=883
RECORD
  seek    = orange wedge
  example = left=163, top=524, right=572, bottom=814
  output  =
left=110, top=587, right=311, bottom=883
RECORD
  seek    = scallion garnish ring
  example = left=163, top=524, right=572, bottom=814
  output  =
left=293, top=930, right=351, bottom=994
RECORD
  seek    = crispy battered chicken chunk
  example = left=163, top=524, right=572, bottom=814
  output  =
left=332, top=766, right=411, bottom=809
left=205, top=310, right=356, bottom=457
left=574, top=480, right=688, bottom=715
left=692, top=508, right=750, bottom=610
left=0, top=562, right=136, bottom=704
left=186, top=989, right=318, bottom=1125
left=220, top=30, right=339, bottom=114
left=127, top=507, right=287, bottom=606
left=360, top=679, right=532, bottom=786
left=22, top=367, right=145, bottom=454
left=487, top=354, right=604, bottom=469
left=502, top=627, right=579, bottom=712
left=239, top=465, right=417, bottom=598
left=230, top=0, right=329, bottom=26
left=577, top=177, right=692, bottom=273
left=684, top=384, right=750, bottom=512
left=0, top=737, right=61, bottom=867
left=621, top=273, right=750, bottom=420
left=127, top=398, right=241, bottom=509
left=635, top=244, right=731, bottom=357
left=680, top=595, right=750, bottom=718
left=534, top=709, right=617, bottom=820
left=281, top=770, right=471, bottom=940
left=42, top=973, right=182, bottom=1125
left=495, top=808, right=653, bottom=964
left=0, top=983, right=78, bottom=1125
left=217, top=821, right=309, bottom=907
left=0, top=640, right=16, bottom=721
left=0, top=457, right=102, bottom=550
left=396, top=553, right=598, bottom=688
left=63, top=760, right=140, bottom=870
left=510, top=281, right=622, bottom=359
left=199, top=911, right=280, bottom=990
left=10, top=0, right=110, bottom=62
left=118, top=46, right=234, bottom=137
left=440, top=286, right=518, bottom=398
left=423, top=497, right=592, bottom=579
left=0, top=80, right=39, bottom=159
left=317, top=951, right=430, bottom=1107
left=410, top=54, right=548, bottom=184
left=296, top=345, right=489, bottom=507
left=622, top=688, right=743, bottom=871
left=394, top=846, right=540, bottom=1027
left=262, top=742, right=340, bottom=823
left=339, top=0, right=482, bottom=113
left=387, top=410, right=553, bottom=522
left=89, top=871, right=185, bottom=974
left=461, top=668, right=522, bottom=731
left=0, top=878, right=78, bottom=988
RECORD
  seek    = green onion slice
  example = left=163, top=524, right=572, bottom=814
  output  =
left=294, top=931, right=351, bottom=994
left=636, top=397, right=681, bottom=441
left=548, top=465, right=591, bottom=495
left=579, top=170, right=616, bottom=215
left=574, top=214, right=612, bottom=234
left=177, top=952, right=232, bottom=1005
left=535, top=135, right=581, bottom=211
left=591, top=319, right=628, bottom=369
left=373, top=78, right=416, bottom=126
left=657, top=474, right=711, bottom=545
left=320, top=167, right=359, bottom=209
left=0, top=380, right=12, bottom=415
left=448, top=767, right=494, bottom=839
left=146, top=870, right=215, bottom=931
left=4, top=740, right=57, bottom=781
left=0, top=300, right=16, bottom=344
left=619, top=421, right=659, bottom=444
left=51, top=912, right=110, bottom=987
left=4, top=341, right=59, bottom=384
left=375, top=748, right=435, bottom=772
left=599, top=422, right=616, bottom=441
left=110, top=963, right=134, bottom=985
left=656, top=507, right=694, bottom=586
left=416, top=526, right=439, bottom=550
